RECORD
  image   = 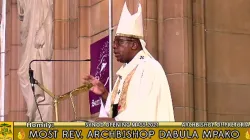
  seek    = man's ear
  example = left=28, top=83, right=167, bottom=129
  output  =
left=131, top=42, right=138, bottom=50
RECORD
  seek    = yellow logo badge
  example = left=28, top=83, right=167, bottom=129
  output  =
left=0, top=122, right=13, bottom=140
left=17, top=129, right=25, bottom=140
left=246, top=129, right=250, bottom=139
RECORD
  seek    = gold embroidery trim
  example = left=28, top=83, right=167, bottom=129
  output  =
left=109, top=66, right=138, bottom=117
left=109, top=79, right=120, bottom=118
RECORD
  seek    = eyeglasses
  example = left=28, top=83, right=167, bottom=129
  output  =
left=113, top=39, right=135, bottom=46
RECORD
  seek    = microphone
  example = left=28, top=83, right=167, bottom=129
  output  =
left=28, top=59, right=91, bottom=122
left=28, top=59, right=91, bottom=83
left=28, top=59, right=91, bottom=70
left=29, top=68, right=35, bottom=92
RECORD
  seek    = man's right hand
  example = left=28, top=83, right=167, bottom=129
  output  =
left=82, top=75, right=108, bottom=96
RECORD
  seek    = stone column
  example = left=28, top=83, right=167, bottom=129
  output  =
left=54, top=0, right=83, bottom=121
left=161, top=0, right=194, bottom=121
left=4, top=0, right=27, bottom=121
left=193, top=0, right=207, bottom=121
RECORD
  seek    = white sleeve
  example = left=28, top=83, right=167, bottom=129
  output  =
left=99, top=78, right=120, bottom=118
left=98, top=98, right=107, bottom=117
left=155, top=66, right=175, bottom=121
left=98, top=93, right=112, bottom=117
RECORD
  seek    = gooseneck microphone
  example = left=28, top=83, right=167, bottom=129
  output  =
left=29, top=68, right=35, bottom=92
left=28, top=59, right=91, bottom=69
left=28, top=59, right=91, bottom=122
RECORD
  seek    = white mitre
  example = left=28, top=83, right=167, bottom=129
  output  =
left=116, top=2, right=153, bottom=58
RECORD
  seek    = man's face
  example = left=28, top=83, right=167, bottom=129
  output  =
left=113, top=36, right=135, bottom=63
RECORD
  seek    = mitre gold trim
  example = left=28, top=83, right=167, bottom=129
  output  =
left=115, top=33, right=143, bottom=39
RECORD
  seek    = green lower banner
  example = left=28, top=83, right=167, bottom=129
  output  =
left=1, top=122, right=250, bottom=140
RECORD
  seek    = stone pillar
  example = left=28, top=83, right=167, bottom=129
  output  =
left=54, top=0, right=83, bottom=121
left=4, top=0, right=27, bottom=121
left=193, top=0, right=207, bottom=121
left=78, top=0, right=92, bottom=119
left=140, top=0, right=158, bottom=59
left=161, top=0, right=194, bottom=121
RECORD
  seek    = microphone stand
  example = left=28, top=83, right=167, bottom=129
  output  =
left=29, top=59, right=92, bottom=122
left=34, top=79, right=92, bottom=121
left=29, top=68, right=43, bottom=122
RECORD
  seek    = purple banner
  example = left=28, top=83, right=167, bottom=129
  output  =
left=89, top=36, right=110, bottom=114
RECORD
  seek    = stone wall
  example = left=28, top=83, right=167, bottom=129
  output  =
left=3, top=0, right=250, bottom=121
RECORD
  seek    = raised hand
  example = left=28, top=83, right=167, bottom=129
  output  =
left=82, top=75, right=108, bottom=95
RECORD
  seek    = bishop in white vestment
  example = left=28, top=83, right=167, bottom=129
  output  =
left=84, top=2, right=175, bottom=121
